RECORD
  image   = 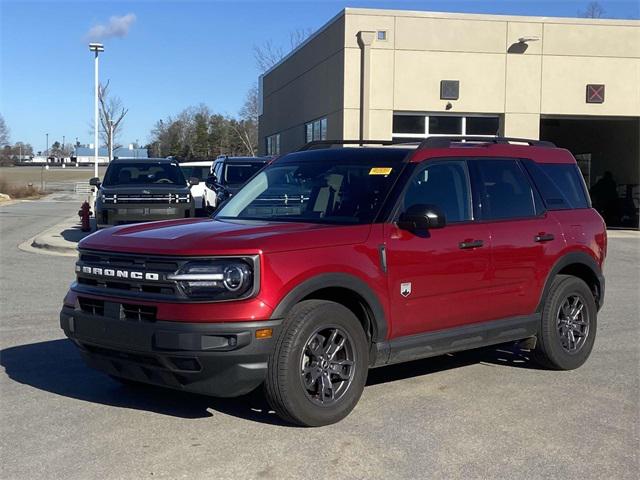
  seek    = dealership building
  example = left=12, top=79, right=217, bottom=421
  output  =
left=258, top=8, right=640, bottom=226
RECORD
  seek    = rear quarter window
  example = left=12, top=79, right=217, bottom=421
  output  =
left=524, top=162, right=590, bottom=210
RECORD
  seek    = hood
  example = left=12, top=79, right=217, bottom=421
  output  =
left=79, top=218, right=371, bottom=256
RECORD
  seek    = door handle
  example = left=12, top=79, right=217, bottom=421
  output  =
left=534, top=233, right=555, bottom=243
left=459, top=239, right=484, bottom=249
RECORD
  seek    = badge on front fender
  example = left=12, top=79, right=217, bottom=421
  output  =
left=400, top=282, right=412, bottom=297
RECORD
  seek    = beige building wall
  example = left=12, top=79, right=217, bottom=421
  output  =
left=259, top=13, right=347, bottom=154
left=259, top=8, right=640, bottom=153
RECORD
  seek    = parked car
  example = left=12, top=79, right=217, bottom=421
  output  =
left=179, top=160, right=213, bottom=211
left=203, top=156, right=271, bottom=212
left=90, top=158, right=198, bottom=227
left=63, top=137, right=606, bottom=427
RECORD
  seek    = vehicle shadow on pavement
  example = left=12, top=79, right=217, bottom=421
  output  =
left=0, top=338, right=290, bottom=426
left=1, top=339, right=541, bottom=425
left=366, top=343, right=541, bottom=386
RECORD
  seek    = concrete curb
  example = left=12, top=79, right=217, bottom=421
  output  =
left=607, top=229, right=640, bottom=238
left=18, top=216, right=94, bottom=257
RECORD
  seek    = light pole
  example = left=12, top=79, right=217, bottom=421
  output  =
left=89, top=42, right=104, bottom=179
left=109, top=120, right=114, bottom=161
left=46, top=133, right=49, bottom=161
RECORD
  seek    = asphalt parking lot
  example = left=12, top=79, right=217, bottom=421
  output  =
left=1, top=197, right=638, bottom=480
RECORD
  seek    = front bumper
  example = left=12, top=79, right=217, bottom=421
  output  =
left=60, top=306, right=281, bottom=397
left=96, top=202, right=195, bottom=226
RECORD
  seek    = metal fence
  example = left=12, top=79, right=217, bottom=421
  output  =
left=43, top=181, right=92, bottom=194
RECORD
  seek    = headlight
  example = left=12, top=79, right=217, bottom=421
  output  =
left=167, top=257, right=257, bottom=300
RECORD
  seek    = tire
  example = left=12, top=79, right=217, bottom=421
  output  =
left=265, top=300, right=369, bottom=427
left=533, top=275, right=597, bottom=370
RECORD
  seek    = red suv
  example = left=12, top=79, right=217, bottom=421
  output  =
left=60, top=137, right=606, bottom=426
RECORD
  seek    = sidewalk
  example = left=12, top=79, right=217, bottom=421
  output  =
left=19, top=216, right=96, bottom=257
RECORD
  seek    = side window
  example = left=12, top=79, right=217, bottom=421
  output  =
left=214, top=162, right=223, bottom=182
left=474, top=159, right=536, bottom=220
left=524, top=162, right=590, bottom=210
left=403, top=161, right=471, bottom=223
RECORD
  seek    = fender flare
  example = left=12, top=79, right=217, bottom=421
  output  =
left=269, top=273, right=388, bottom=342
left=536, top=251, right=605, bottom=312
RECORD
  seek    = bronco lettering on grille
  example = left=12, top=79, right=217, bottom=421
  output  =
left=76, top=265, right=160, bottom=281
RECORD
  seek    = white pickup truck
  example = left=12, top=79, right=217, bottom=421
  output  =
left=179, top=161, right=213, bottom=211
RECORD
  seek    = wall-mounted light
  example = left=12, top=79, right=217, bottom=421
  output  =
left=517, top=36, right=540, bottom=44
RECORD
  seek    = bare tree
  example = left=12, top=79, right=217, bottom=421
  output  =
left=98, top=80, right=128, bottom=160
left=253, top=28, right=312, bottom=73
left=0, top=114, right=9, bottom=147
left=240, top=84, right=259, bottom=125
left=580, top=1, right=605, bottom=18
left=289, top=28, right=313, bottom=50
left=231, top=85, right=260, bottom=156
left=229, top=119, right=256, bottom=157
left=253, top=40, right=285, bottom=73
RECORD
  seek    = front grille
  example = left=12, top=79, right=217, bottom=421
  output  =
left=76, top=250, right=183, bottom=299
left=103, top=193, right=190, bottom=204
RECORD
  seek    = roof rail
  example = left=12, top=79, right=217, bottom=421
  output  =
left=297, top=139, right=420, bottom=151
left=419, top=136, right=556, bottom=148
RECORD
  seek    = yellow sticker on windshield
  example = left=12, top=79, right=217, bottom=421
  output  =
left=369, top=167, right=393, bottom=176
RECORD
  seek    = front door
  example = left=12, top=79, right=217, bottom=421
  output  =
left=385, top=160, right=493, bottom=338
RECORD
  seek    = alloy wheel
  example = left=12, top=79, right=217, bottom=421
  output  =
left=300, top=326, right=356, bottom=406
left=556, top=294, right=590, bottom=354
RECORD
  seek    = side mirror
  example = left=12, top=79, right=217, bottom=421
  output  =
left=397, top=204, right=446, bottom=231
left=89, top=177, right=100, bottom=187
left=206, top=175, right=217, bottom=185
left=189, top=177, right=200, bottom=186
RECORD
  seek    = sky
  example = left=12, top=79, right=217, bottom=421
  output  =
left=1, top=0, right=638, bottom=152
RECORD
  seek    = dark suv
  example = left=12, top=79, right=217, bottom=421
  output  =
left=63, top=137, right=606, bottom=426
left=204, top=156, right=270, bottom=211
left=91, top=158, right=198, bottom=227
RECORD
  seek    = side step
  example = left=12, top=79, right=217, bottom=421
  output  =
left=371, top=314, right=539, bottom=367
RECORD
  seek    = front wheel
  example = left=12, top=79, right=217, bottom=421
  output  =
left=533, top=275, right=597, bottom=370
left=265, top=300, right=369, bottom=427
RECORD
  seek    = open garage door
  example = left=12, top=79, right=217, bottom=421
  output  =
left=540, top=117, right=639, bottom=229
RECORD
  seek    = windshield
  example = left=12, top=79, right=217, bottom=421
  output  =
left=103, top=162, right=187, bottom=186
left=180, top=165, right=209, bottom=181
left=216, top=157, right=403, bottom=225
left=225, top=163, right=265, bottom=186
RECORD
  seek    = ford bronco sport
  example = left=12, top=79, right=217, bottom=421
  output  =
left=61, top=137, right=606, bottom=426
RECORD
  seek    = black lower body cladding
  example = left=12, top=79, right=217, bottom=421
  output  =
left=60, top=306, right=281, bottom=397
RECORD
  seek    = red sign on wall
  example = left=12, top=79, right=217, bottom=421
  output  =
left=586, top=84, right=605, bottom=104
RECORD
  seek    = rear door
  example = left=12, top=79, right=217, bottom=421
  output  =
left=469, top=158, right=565, bottom=319
left=384, top=159, right=493, bottom=338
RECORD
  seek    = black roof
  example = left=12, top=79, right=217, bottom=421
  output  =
left=111, top=157, right=177, bottom=163
left=217, top=156, right=271, bottom=164
left=277, top=147, right=412, bottom=164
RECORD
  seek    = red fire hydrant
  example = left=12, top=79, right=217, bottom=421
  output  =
left=78, top=201, right=92, bottom=232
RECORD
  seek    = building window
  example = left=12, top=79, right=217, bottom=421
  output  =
left=393, top=113, right=500, bottom=139
left=377, top=30, right=387, bottom=41
left=266, top=134, right=280, bottom=155
left=305, top=117, right=328, bottom=143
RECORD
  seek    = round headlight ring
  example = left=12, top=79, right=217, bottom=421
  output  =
left=223, top=264, right=245, bottom=292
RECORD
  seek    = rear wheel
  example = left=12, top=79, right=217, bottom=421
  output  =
left=265, top=300, right=369, bottom=427
left=533, top=275, right=597, bottom=370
